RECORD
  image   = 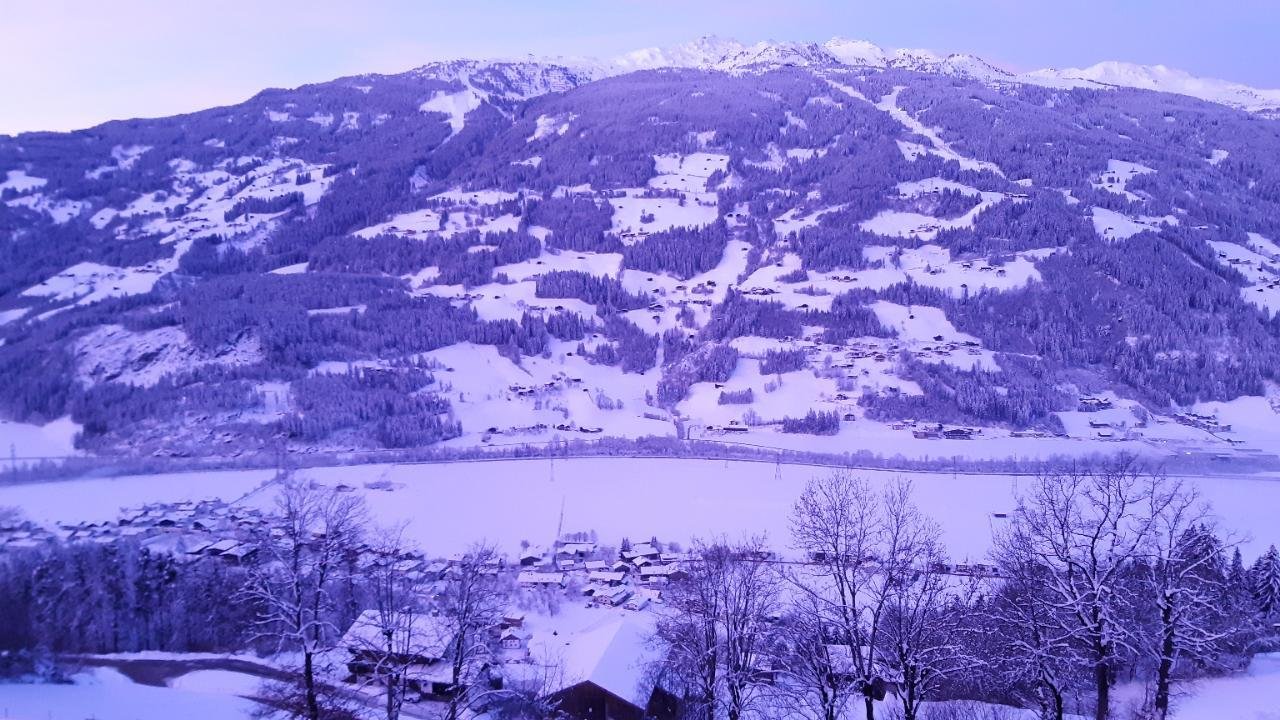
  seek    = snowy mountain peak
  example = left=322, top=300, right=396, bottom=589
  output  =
left=710, top=40, right=838, bottom=72
left=611, top=35, right=747, bottom=73
left=408, top=58, right=595, bottom=100
left=1024, top=61, right=1280, bottom=112
left=820, top=37, right=888, bottom=67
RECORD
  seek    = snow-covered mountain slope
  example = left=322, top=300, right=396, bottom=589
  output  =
left=2, top=38, right=1280, bottom=464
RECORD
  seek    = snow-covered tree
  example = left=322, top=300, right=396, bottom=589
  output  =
left=992, top=457, right=1157, bottom=720
left=655, top=537, right=781, bottom=720
left=1250, top=545, right=1280, bottom=621
left=437, top=543, right=504, bottom=720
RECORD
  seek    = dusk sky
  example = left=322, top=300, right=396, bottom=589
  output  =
left=3, top=0, right=1278, bottom=135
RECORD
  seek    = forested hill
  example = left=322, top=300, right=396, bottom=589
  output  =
left=3, top=40, right=1280, bottom=460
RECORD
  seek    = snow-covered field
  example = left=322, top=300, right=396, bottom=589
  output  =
left=0, top=667, right=259, bottom=720
left=0, top=417, right=82, bottom=458
left=5, top=458, right=1280, bottom=563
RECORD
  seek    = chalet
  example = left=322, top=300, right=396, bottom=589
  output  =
left=219, top=543, right=258, bottom=564
left=588, top=570, right=626, bottom=586
left=502, top=611, right=526, bottom=629
left=1078, top=396, right=1113, bottom=412
left=621, top=543, right=661, bottom=561
left=542, top=619, right=677, bottom=720
left=500, top=628, right=532, bottom=654
left=593, top=586, right=633, bottom=607
left=342, top=610, right=460, bottom=699
left=639, top=564, right=688, bottom=582
left=558, top=541, right=599, bottom=558
left=942, top=428, right=973, bottom=440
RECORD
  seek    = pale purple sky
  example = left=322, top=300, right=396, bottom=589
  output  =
left=2, top=0, right=1278, bottom=135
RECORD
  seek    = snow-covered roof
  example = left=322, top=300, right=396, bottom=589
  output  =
left=550, top=618, right=661, bottom=708
left=340, top=609, right=455, bottom=661
left=518, top=570, right=566, bottom=585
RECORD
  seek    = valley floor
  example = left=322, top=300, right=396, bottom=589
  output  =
left=4, top=456, right=1280, bottom=561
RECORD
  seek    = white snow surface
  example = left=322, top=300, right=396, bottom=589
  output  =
left=874, top=87, right=1004, bottom=176
left=1094, top=159, right=1155, bottom=202
left=21, top=260, right=173, bottom=308
left=420, top=87, right=485, bottom=137
left=432, top=36, right=1280, bottom=114
left=860, top=190, right=1006, bottom=241
left=0, top=667, right=259, bottom=719
left=1091, top=207, right=1176, bottom=241
left=0, top=169, right=47, bottom=193
left=0, top=417, right=82, bottom=457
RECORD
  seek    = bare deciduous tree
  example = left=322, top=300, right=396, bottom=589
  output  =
left=983, top=555, right=1084, bottom=720
left=789, top=473, right=945, bottom=720
left=439, top=543, right=504, bottom=720
left=242, top=478, right=366, bottom=720
left=878, top=484, right=974, bottom=720
left=348, top=526, right=430, bottom=720
left=773, top=593, right=858, bottom=720
left=657, top=537, right=780, bottom=720
left=788, top=472, right=885, bottom=720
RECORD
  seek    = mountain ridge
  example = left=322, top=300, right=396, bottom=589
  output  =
left=405, top=35, right=1280, bottom=114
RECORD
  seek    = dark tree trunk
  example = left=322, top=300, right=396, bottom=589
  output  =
left=304, top=650, right=320, bottom=720
left=1154, top=604, right=1177, bottom=720
left=1094, top=659, right=1110, bottom=720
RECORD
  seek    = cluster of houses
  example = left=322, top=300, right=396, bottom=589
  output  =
left=1173, top=412, right=1233, bottom=434
left=338, top=535, right=693, bottom=719
left=342, top=605, right=676, bottom=720
left=0, top=518, right=58, bottom=551
left=908, top=423, right=981, bottom=440
left=1078, top=395, right=1115, bottom=412
left=0, top=499, right=268, bottom=562
left=505, top=374, right=584, bottom=399
left=807, top=337, right=984, bottom=368
left=514, top=538, right=689, bottom=612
